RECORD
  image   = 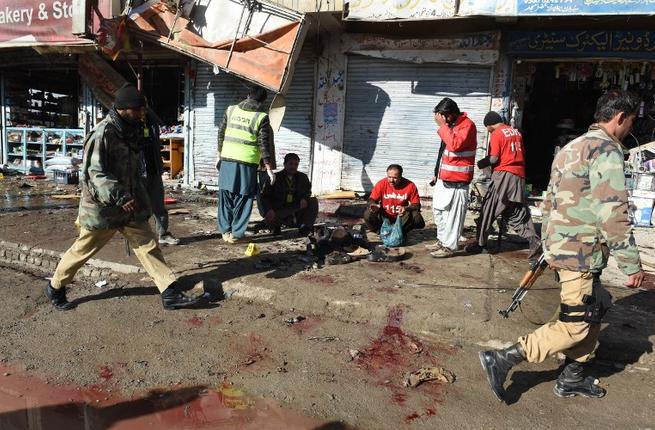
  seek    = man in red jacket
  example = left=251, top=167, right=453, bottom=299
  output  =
left=466, top=111, right=541, bottom=261
left=428, top=98, right=478, bottom=258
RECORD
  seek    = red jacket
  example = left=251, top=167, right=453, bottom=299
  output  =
left=437, top=112, right=477, bottom=183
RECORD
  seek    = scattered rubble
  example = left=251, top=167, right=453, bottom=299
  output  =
left=403, top=367, right=456, bottom=388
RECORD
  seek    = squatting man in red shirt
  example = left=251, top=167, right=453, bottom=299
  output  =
left=363, top=164, right=425, bottom=237
left=466, top=111, right=541, bottom=262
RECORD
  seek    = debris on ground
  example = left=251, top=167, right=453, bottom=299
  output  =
left=168, top=208, right=191, bottom=215
left=403, top=367, right=456, bottom=387
left=324, top=251, right=352, bottom=266
left=308, top=336, right=339, bottom=342
left=285, top=315, right=306, bottom=325
left=349, top=349, right=362, bottom=360
left=346, top=246, right=370, bottom=259
left=95, top=280, right=108, bottom=289
left=51, top=194, right=80, bottom=200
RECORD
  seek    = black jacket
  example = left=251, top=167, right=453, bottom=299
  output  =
left=261, top=169, right=312, bottom=212
left=143, top=110, right=163, bottom=177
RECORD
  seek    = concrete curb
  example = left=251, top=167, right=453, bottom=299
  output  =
left=0, top=239, right=143, bottom=280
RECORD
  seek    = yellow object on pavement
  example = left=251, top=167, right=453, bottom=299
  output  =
left=245, top=243, right=260, bottom=257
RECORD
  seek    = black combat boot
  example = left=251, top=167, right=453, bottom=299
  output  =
left=479, top=343, right=526, bottom=402
left=161, top=282, right=203, bottom=310
left=45, top=283, right=75, bottom=311
left=553, top=360, right=605, bottom=398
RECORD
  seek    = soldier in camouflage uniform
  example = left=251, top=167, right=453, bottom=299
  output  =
left=479, top=89, right=645, bottom=402
left=45, top=84, right=201, bottom=311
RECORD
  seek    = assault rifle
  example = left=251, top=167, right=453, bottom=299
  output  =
left=499, top=254, right=548, bottom=318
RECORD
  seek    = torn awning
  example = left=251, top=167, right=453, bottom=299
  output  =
left=107, top=0, right=307, bottom=94
left=78, top=52, right=128, bottom=109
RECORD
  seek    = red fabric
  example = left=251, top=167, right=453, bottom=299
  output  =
left=437, top=112, right=477, bottom=183
left=370, top=178, right=420, bottom=220
left=489, top=124, right=526, bottom=178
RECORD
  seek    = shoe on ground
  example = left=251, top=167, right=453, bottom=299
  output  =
left=161, top=282, right=203, bottom=310
left=464, top=243, right=486, bottom=254
left=159, top=232, right=180, bottom=246
left=347, top=246, right=371, bottom=260
left=430, top=247, right=455, bottom=258
left=424, top=241, right=444, bottom=250
left=367, top=245, right=405, bottom=262
left=222, top=232, right=236, bottom=244
left=45, top=283, right=75, bottom=311
left=324, top=251, right=352, bottom=266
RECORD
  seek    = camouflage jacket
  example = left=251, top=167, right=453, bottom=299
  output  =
left=541, top=124, right=641, bottom=275
left=78, top=109, right=151, bottom=230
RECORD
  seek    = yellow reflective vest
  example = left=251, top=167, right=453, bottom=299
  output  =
left=220, top=105, right=268, bottom=165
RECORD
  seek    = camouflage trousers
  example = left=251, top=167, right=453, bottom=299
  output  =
left=51, top=221, right=177, bottom=293
left=519, top=270, right=602, bottom=363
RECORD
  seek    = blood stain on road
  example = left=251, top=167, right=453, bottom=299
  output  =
left=354, top=305, right=456, bottom=416
left=99, top=365, right=113, bottom=381
left=405, top=412, right=420, bottom=423
left=237, top=334, right=270, bottom=367
left=187, top=316, right=204, bottom=327
left=0, top=364, right=328, bottom=429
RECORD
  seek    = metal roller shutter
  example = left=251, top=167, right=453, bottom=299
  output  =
left=341, top=56, right=492, bottom=196
left=191, top=58, right=314, bottom=186
left=273, top=59, right=314, bottom=174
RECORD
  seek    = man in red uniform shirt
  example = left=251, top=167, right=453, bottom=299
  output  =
left=428, top=98, right=478, bottom=258
left=364, top=164, right=425, bottom=236
left=466, top=111, right=540, bottom=261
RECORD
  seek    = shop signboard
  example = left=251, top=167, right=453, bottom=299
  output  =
left=515, top=0, right=655, bottom=15
left=343, top=0, right=457, bottom=20
left=506, top=31, right=655, bottom=59
left=448, top=0, right=655, bottom=17
left=0, top=0, right=88, bottom=46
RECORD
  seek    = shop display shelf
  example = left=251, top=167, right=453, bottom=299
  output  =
left=4, top=127, right=84, bottom=170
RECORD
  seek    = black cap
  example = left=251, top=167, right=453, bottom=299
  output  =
left=114, top=83, right=145, bottom=109
left=483, top=111, right=503, bottom=126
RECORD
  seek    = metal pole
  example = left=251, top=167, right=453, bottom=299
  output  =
left=0, top=72, right=6, bottom=165
left=226, top=3, right=248, bottom=69
left=137, top=43, right=144, bottom=92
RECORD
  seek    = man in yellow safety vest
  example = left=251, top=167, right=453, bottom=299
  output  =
left=216, top=85, right=275, bottom=243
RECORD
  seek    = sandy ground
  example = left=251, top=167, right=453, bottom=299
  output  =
left=0, top=176, right=654, bottom=429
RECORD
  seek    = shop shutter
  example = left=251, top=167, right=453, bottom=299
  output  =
left=341, top=56, right=492, bottom=196
left=191, top=58, right=315, bottom=186
left=273, top=58, right=315, bottom=174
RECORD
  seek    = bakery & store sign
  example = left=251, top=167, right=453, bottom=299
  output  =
left=0, top=0, right=87, bottom=47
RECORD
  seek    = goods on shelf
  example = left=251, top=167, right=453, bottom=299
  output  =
left=3, top=127, right=85, bottom=174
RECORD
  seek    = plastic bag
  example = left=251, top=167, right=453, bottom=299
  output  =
left=380, top=216, right=404, bottom=247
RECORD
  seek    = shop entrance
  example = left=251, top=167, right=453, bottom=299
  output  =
left=513, top=60, right=655, bottom=190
